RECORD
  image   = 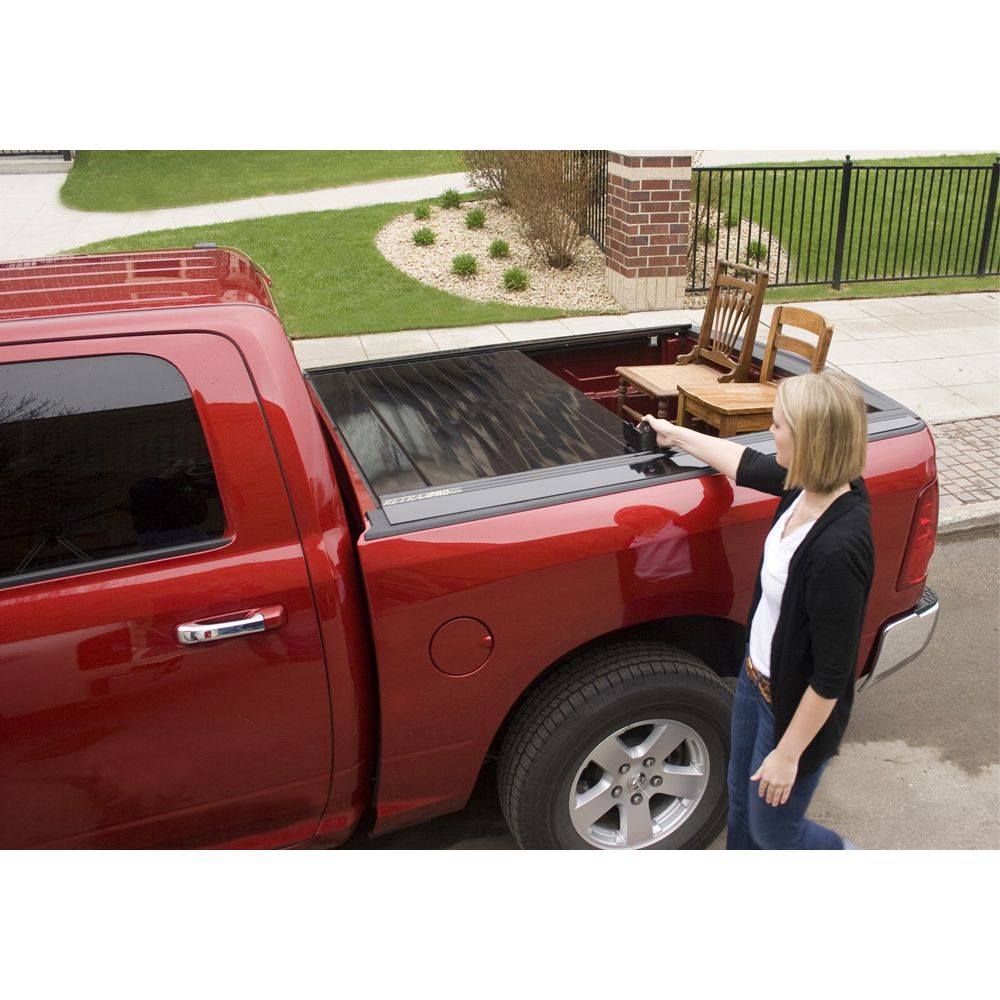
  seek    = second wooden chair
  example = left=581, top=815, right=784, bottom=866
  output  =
left=675, top=305, right=835, bottom=437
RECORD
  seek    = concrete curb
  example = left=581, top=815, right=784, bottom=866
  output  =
left=937, top=499, right=1000, bottom=536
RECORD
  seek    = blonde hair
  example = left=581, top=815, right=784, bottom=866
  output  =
left=776, top=369, right=868, bottom=492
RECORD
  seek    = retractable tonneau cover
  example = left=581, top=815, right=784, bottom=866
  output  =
left=308, top=341, right=924, bottom=536
left=308, top=348, right=709, bottom=533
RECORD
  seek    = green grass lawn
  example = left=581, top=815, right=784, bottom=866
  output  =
left=68, top=200, right=575, bottom=337
left=690, top=153, right=1000, bottom=290
left=61, top=151, right=466, bottom=212
left=764, top=275, right=999, bottom=303
left=62, top=154, right=998, bottom=339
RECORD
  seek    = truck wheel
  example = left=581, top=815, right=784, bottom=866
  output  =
left=498, top=641, right=733, bottom=850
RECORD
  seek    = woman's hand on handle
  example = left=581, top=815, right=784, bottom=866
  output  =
left=641, top=414, right=684, bottom=449
left=640, top=414, right=747, bottom=482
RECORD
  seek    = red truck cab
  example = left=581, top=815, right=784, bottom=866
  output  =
left=0, top=248, right=939, bottom=849
left=0, top=249, right=376, bottom=847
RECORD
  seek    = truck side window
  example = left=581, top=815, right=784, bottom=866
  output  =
left=0, top=354, right=225, bottom=584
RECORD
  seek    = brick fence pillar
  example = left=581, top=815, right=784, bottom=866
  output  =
left=604, top=151, right=692, bottom=311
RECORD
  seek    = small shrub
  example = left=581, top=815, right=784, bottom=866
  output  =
left=465, top=207, right=486, bottom=229
left=747, top=240, right=769, bottom=265
left=440, top=189, right=462, bottom=209
left=503, top=266, right=529, bottom=291
left=413, top=204, right=431, bottom=221
left=452, top=254, right=478, bottom=276
left=489, top=239, right=510, bottom=259
left=412, top=227, right=436, bottom=246
left=502, top=151, right=598, bottom=268
left=464, top=150, right=511, bottom=205
left=697, top=223, right=717, bottom=245
left=724, top=211, right=741, bottom=228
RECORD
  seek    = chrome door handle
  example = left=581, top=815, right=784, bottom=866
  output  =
left=176, top=605, right=287, bottom=645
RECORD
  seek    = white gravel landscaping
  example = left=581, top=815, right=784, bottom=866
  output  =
left=375, top=201, right=622, bottom=312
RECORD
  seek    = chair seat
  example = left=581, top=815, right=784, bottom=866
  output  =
left=677, top=383, right=777, bottom=437
left=681, top=382, right=777, bottom=414
left=615, top=362, right=734, bottom=399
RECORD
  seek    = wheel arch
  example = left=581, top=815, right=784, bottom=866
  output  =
left=488, top=614, right=745, bottom=759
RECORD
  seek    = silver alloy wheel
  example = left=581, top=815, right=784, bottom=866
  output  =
left=568, top=718, right=710, bottom=849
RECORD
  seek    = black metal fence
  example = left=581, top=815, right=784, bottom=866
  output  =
left=687, top=156, right=1000, bottom=292
left=573, top=149, right=609, bottom=250
left=0, top=150, right=73, bottom=160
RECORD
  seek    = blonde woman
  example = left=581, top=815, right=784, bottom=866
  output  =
left=642, top=369, right=873, bottom=849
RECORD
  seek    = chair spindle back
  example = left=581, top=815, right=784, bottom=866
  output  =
left=686, top=260, right=769, bottom=382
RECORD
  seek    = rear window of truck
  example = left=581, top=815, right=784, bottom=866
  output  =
left=0, top=354, right=225, bottom=585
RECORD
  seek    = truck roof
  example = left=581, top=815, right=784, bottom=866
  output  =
left=0, top=247, right=276, bottom=323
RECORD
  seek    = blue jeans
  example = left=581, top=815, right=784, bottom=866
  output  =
left=727, top=658, right=846, bottom=850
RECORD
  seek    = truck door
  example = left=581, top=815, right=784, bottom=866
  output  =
left=0, top=333, right=332, bottom=848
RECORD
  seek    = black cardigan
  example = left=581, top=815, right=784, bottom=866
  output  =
left=737, top=448, right=875, bottom=775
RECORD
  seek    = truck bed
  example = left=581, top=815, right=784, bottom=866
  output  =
left=307, top=328, right=926, bottom=536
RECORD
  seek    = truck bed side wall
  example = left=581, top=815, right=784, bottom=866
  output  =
left=358, top=429, right=936, bottom=834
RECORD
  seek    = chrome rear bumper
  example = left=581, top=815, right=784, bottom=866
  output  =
left=858, top=586, right=940, bottom=690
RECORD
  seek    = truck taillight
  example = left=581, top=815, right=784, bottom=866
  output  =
left=897, top=480, right=939, bottom=591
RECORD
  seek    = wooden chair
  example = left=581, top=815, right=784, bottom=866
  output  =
left=615, top=260, right=769, bottom=420
left=675, top=305, right=835, bottom=437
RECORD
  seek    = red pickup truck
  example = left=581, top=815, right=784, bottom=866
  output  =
left=0, top=248, right=940, bottom=849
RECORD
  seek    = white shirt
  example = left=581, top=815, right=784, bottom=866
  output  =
left=748, top=494, right=817, bottom=678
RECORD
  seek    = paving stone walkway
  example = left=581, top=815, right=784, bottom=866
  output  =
left=932, top=416, right=1000, bottom=507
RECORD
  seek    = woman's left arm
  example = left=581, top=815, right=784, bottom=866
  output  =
left=752, top=690, right=837, bottom=806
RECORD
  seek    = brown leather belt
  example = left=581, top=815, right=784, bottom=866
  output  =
left=745, top=654, right=772, bottom=705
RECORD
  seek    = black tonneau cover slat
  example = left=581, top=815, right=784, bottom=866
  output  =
left=316, top=363, right=427, bottom=494
left=367, top=359, right=520, bottom=481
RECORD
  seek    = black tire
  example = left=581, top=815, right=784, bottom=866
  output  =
left=498, top=641, right=733, bottom=850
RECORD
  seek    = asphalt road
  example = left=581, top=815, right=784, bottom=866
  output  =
left=344, top=527, right=999, bottom=850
